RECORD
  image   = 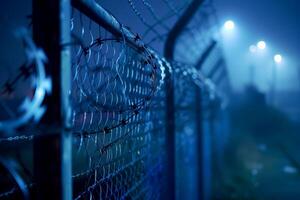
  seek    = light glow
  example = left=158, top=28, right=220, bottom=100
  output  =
left=224, top=20, right=235, bottom=30
left=274, top=54, right=282, bottom=63
left=257, top=41, right=266, bottom=50
left=249, top=45, right=257, bottom=53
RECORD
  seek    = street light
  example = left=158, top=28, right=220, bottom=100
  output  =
left=274, top=54, right=282, bottom=64
left=257, top=41, right=266, bottom=50
left=249, top=45, right=257, bottom=53
left=224, top=20, right=235, bottom=30
left=270, top=54, right=283, bottom=105
left=248, top=45, right=257, bottom=86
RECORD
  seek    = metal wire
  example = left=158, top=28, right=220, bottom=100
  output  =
left=70, top=10, right=167, bottom=199
left=0, top=0, right=227, bottom=199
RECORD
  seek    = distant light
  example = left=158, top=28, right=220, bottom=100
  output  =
left=274, top=54, right=282, bottom=63
left=249, top=45, right=257, bottom=53
left=224, top=20, right=235, bottom=30
left=257, top=41, right=266, bottom=50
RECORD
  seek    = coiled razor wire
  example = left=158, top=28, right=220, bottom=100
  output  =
left=126, top=0, right=220, bottom=65
left=124, top=0, right=225, bottom=198
left=70, top=10, right=167, bottom=199
left=0, top=1, right=225, bottom=199
left=0, top=28, right=51, bottom=135
left=0, top=28, right=49, bottom=199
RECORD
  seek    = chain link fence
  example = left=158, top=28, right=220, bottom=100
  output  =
left=0, top=0, right=229, bottom=199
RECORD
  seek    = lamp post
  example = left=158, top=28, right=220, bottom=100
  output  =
left=257, top=40, right=266, bottom=50
left=248, top=45, right=257, bottom=86
left=224, top=20, right=235, bottom=30
left=248, top=41, right=268, bottom=87
left=298, top=66, right=300, bottom=93
left=270, top=54, right=282, bottom=104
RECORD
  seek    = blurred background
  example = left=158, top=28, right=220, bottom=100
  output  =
left=214, top=1, right=300, bottom=199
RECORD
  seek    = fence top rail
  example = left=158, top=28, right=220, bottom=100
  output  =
left=71, top=0, right=225, bottom=104
left=72, top=0, right=144, bottom=52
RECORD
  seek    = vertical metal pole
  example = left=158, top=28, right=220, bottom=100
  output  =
left=249, top=65, right=254, bottom=86
left=32, top=0, right=72, bottom=199
left=207, top=58, right=224, bottom=79
left=298, top=66, right=300, bottom=90
left=270, top=63, right=276, bottom=105
left=163, top=63, right=176, bottom=200
left=209, top=100, right=217, bottom=200
left=298, top=67, right=300, bottom=114
left=195, top=40, right=217, bottom=71
left=164, top=1, right=203, bottom=199
left=194, top=41, right=218, bottom=200
left=195, top=87, right=203, bottom=200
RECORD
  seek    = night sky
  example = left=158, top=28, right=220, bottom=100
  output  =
left=214, top=0, right=300, bottom=91
left=215, top=0, right=300, bottom=59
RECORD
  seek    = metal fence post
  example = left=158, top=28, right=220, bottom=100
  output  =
left=32, top=0, right=72, bottom=199
left=207, top=59, right=225, bottom=79
left=195, top=40, right=217, bottom=71
left=195, top=87, right=204, bottom=200
left=164, top=0, right=204, bottom=199
left=195, top=40, right=217, bottom=200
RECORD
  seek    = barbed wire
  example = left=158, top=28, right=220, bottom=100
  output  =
left=0, top=28, right=51, bottom=135
left=0, top=1, right=226, bottom=199
left=70, top=9, right=167, bottom=199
